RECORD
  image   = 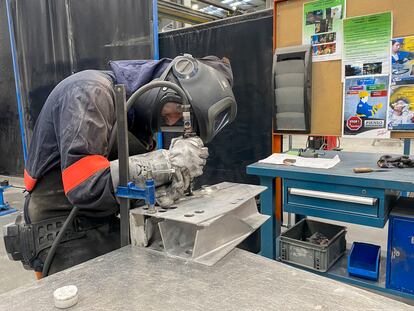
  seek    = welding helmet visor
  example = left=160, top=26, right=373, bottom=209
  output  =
left=131, top=55, right=237, bottom=143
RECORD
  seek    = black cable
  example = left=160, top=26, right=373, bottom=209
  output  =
left=108, top=81, right=189, bottom=154
left=42, top=206, right=79, bottom=277
left=11, top=185, right=25, bottom=190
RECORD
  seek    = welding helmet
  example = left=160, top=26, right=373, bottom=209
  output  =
left=131, top=55, right=237, bottom=143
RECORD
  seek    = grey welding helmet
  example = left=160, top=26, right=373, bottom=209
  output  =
left=132, top=55, right=237, bottom=143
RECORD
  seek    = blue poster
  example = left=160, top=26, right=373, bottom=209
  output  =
left=343, top=75, right=390, bottom=138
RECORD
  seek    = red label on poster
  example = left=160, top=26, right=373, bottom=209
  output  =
left=347, top=116, right=362, bottom=131
left=347, top=91, right=359, bottom=95
left=371, top=90, right=387, bottom=97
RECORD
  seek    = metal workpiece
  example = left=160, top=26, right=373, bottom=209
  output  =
left=130, top=182, right=269, bottom=266
left=0, top=247, right=411, bottom=311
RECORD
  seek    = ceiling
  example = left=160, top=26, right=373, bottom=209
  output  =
left=195, top=0, right=267, bottom=17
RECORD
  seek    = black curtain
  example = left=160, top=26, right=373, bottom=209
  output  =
left=159, top=10, right=273, bottom=187
left=0, top=0, right=23, bottom=175
left=2, top=0, right=154, bottom=174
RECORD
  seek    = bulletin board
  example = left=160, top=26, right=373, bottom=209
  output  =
left=275, top=0, right=414, bottom=138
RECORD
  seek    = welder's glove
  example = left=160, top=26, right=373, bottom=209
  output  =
left=110, top=149, right=174, bottom=190
left=155, top=167, right=191, bottom=207
left=169, top=136, right=209, bottom=179
left=110, top=149, right=190, bottom=207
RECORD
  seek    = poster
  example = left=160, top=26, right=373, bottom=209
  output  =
left=303, top=0, right=345, bottom=62
left=342, top=75, right=390, bottom=138
left=343, top=12, right=392, bottom=78
left=388, top=85, right=414, bottom=131
left=391, top=36, right=414, bottom=85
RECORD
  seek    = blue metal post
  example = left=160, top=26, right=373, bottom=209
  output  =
left=403, top=139, right=411, bottom=156
left=152, top=0, right=159, bottom=60
left=152, top=0, right=164, bottom=149
left=0, top=185, right=17, bottom=216
left=6, top=0, right=28, bottom=163
left=0, top=188, right=7, bottom=209
left=402, top=139, right=411, bottom=197
left=259, top=176, right=279, bottom=260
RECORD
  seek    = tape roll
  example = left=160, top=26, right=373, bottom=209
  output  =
left=53, top=285, right=79, bottom=309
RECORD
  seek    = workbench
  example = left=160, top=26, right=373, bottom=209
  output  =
left=0, top=246, right=411, bottom=310
left=247, top=151, right=414, bottom=300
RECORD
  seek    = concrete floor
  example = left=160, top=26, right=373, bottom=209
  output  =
left=0, top=175, right=34, bottom=293
left=0, top=138, right=412, bottom=306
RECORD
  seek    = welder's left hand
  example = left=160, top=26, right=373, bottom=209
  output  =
left=169, top=136, right=209, bottom=179
left=156, top=167, right=191, bottom=207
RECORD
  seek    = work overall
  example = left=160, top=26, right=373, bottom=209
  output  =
left=6, top=134, right=152, bottom=276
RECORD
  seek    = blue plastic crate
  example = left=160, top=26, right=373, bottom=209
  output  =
left=348, top=242, right=380, bottom=281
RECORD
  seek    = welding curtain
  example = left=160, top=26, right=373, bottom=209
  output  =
left=2, top=0, right=154, bottom=174
left=159, top=10, right=273, bottom=187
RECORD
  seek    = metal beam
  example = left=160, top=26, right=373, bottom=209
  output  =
left=195, top=0, right=235, bottom=12
left=158, top=0, right=220, bottom=24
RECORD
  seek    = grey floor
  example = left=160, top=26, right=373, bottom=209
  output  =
left=0, top=138, right=412, bottom=306
left=0, top=175, right=33, bottom=293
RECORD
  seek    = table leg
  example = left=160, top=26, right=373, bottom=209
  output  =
left=260, top=176, right=280, bottom=260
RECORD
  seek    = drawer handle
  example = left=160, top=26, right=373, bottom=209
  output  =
left=288, top=188, right=377, bottom=206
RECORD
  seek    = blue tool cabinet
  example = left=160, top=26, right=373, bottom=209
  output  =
left=247, top=151, right=414, bottom=300
left=387, top=198, right=414, bottom=294
left=284, top=179, right=394, bottom=227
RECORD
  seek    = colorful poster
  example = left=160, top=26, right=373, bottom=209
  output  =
left=342, top=75, right=390, bottom=138
left=303, top=0, right=345, bottom=62
left=391, top=36, right=414, bottom=85
left=343, top=12, right=392, bottom=78
left=388, top=85, right=414, bottom=131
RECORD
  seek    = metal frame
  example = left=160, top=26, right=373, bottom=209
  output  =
left=114, top=85, right=131, bottom=247
left=158, top=0, right=220, bottom=24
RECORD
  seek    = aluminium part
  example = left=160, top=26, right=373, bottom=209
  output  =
left=130, top=182, right=269, bottom=266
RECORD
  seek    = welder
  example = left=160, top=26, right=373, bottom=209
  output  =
left=4, top=55, right=237, bottom=277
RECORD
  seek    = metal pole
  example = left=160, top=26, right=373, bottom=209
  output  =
left=0, top=188, right=5, bottom=208
left=266, top=0, right=274, bottom=9
left=403, top=138, right=411, bottom=156
left=115, top=85, right=130, bottom=247
left=6, top=0, right=28, bottom=163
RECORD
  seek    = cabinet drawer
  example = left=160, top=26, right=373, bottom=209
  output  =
left=284, top=179, right=394, bottom=228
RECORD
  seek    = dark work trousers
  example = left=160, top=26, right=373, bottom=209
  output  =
left=22, top=132, right=150, bottom=276
left=37, top=218, right=120, bottom=276
left=24, top=168, right=120, bottom=276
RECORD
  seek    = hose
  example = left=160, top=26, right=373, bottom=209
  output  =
left=108, top=81, right=189, bottom=154
left=42, top=206, right=79, bottom=277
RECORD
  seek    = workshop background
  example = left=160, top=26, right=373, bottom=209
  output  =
left=0, top=0, right=414, bottom=307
